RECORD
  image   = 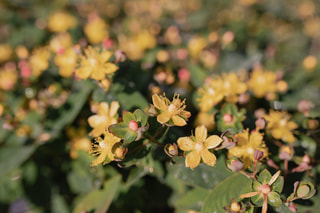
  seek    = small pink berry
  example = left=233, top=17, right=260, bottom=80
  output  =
left=178, top=68, right=190, bottom=82
left=223, top=113, right=233, bottom=124
left=128, top=120, right=138, bottom=131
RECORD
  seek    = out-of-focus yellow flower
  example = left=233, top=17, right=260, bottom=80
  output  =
left=303, top=17, right=320, bottom=38
left=67, top=127, right=91, bottom=159
left=49, top=33, right=73, bottom=53
left=188, top=36, right=207, bottom=59
left=222, top=73, right=247, bottom=103
left=47, top=11, right=77, bottom=32
left=228, top=129, right=268, bottom=169
left=194, top=112, right=215, bottom=131
left=303, top=55, right=317, bottom=71
left=177, top=125, right=222, bottom=169
left=76, top=46, right=118, bottom=80
left=0, top=68, right=18, bottom=90
left=89, top=130, right=122, bottom=166
left=15, top=45, right=29, bottom=59
left=197, top=77, right=224, bottom=112
left=152, top=93, right=191, bottom=126
left=84, top=16, right=109, bottom=44
left=263, top=110, right=298, bottom=144
left=118, top=30, right=157, bottom=61
left=16, top=125, right=31, bottom=137
left=54, top=48, right=78, bottom=77
left=247, top=69, right=277, bottom=99
left=0, top=44, right=13, bottom=63
left=88, top=101, right=120, bottom=137
left=29, top=47, right=51, bottom=77
left=0, top=104, right=4, bottom=116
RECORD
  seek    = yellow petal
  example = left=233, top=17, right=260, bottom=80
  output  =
left=185, top=151, right=201, bottom=169
left=287, top=121, right=298, bottom=130
left=88, top=115, right=105, bottom=128
left=177, top=137, right=194, bottom=151
left=180, top=110, right=191, bottom=118
left=271, top=129, right=282, bottom=139
left=195, top=125, right=207, bottom=142
left=157, top=112, right=170, bottom=124
left=98, top=102, right=110, bottom=115
left=91, top=68, right=106, bottom=80
left=109, top=101, right=120, bottom=117
left=201, top=149, right=217, bottom=167
left=100, top=50, right=112, bottom=62
left=76, top=67, right=91, bottom=79
left=249, top=131, right=263, bottom=147
left=104, top=63, right=118, bottom=74
left=204, top=135, right=222, bottom=149
left=172, top=115, right=187, bottom=126
left=152, top=94, right=166, bottom=110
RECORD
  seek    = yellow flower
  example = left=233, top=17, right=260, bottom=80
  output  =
left=0, top=68, right=18, bottom=90
left=263, top=110, right=298, bottom=143
left=177, top=125, right=223, bottom=169
left=54, top=48, right=78, bottom=77
left=29, top=47, right=51, bottom=77
left=67, top=127, right=91, bottom=159
left=188, top=36, right=207, bottom=59
left=76, top=46, right=118, bottom=80
left=247, top=69, right=277, bottom=98
left=0, top=44, right=13, bottom=63
left=88, top=101, right=120, bottom=137
left=228, top=129, right=268, bottom=169
left=49, top=33, right=73, bottom=53
left=152, top=93, right=191, bottom=126
left=84, top=17, right=109, bottom=44
left=47, top=11, right=77, bottom=32
left=222, top=73, right=247, bottom=103
left=197, top=77, right=224, bottom=112
left=194, top=112, right=215, bottom=131
left=89, top=130, right=121, bottom=166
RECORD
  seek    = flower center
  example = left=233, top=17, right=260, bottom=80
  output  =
left=99, top=141, right=106, bottom=149
left=247, top=147, right=254, bottom=155
left=89, top=58, right=98, bottom=66
left=195, top=142, right=204, bottom=151
left=279, top=119, right=287, bottom=126
left=168, top=103, right=178, bottom=114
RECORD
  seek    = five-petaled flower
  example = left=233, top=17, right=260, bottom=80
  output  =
left=88, top=101, right=120, bottom=137
left=76, top=46, right=118, bottom=80
left=177, top=125, right=223, bottom=169
left=89, top=130, right=123, bottom=166
left=152, top=93, right=191, bottom=126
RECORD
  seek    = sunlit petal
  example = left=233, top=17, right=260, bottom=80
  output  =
left=185, top=151, right=201, bottom=169
left=201, top=149, right=217, bottom=167
left=177, top=137, right=194, bottom=151
left=172, top=115, right=187, bottom=126
left=204, top=135, right=222, bottom=149
left=157, top=112, right=170, bottom=124
left=195, top=125, right=207, bottom=142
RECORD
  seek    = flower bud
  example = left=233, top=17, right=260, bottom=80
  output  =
left=254, top=150, right=264, bottom=161
left=164, top=143, right=178, bottom=157
left=255, top=118, right=266, bottom=129
left=279, top=145, right=293, bottom=160
left=128, top=120, right=138, bottom=131
left=223, top=113, right=233, bottom=124
left=227, top=157, right=244, bottom=172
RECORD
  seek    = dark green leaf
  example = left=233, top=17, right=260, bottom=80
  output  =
left=201, top=173, right=252, bottom=213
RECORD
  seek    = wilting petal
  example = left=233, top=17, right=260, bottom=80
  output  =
left=201, top=149, right=217, bottom=167
left=109, top=101, right=120, bottom=117
left=204, top=135, right=222, bottom=149
left=195, top=125, right=207, bottom=142
left=177, top=137, right=194, bottom=151
left=172, top=115, right=187, bottom=126
left=76, top=67, right=91, bottom=79
left=152, top=94, right=167, bottom=110
left=157, top=112, right=170, bottom=124
left=185, top=151, right=201, bottom=169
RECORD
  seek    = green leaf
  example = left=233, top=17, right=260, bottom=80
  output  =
left=45, top=80, right=93, bottom=139
left=201, top=173, right=252, bottom=213
left=0, top=145, right=37, bottom=177
left=174, top=187, right=209, bottom=211
left=188, top=63, right=207, bottom=87
left=274, top=203, right=293, bottom=213
left=123, top=111, right=135, bottom=123
left=167, top=155, right=232, bottom=189
left=257, top=169, right=272, bottom=185
left=134, top=109, right=148, bottom=126
left=126, top=166, right=148, bottom=187
left=109, top=123, right=137, bottom=144
left=116, top=91, right=149, bottom=111
left=272, top=176, right=284, bottom=194
left=72, top=175, right=121, bottom=213
left=267, top=191, right=282, bottom=207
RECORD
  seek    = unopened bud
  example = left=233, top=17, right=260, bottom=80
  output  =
left=307, top=119, right=319, bottom=130
left=128, top=120, right=138, bottom=131
left=227, top=157, right=244, bottom=172
left=223, top=113, right=233, bottom=124
left=230, top=201, right=241, bottom=212
left=279, top=145, right=293, bottom=160
left=164, top=143, right=178, bottom=157
left=221, top=136, right=236, bottom=149
left=254, top=150, right=264, bottom=161
left=114, top=49, right=126, bottom=63
left=255, top=118, right=266, bottom=129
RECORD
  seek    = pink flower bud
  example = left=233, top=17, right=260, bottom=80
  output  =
left=129, top=120, right=138, bottom=131
left=223, top=113, right=233, bottom=124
